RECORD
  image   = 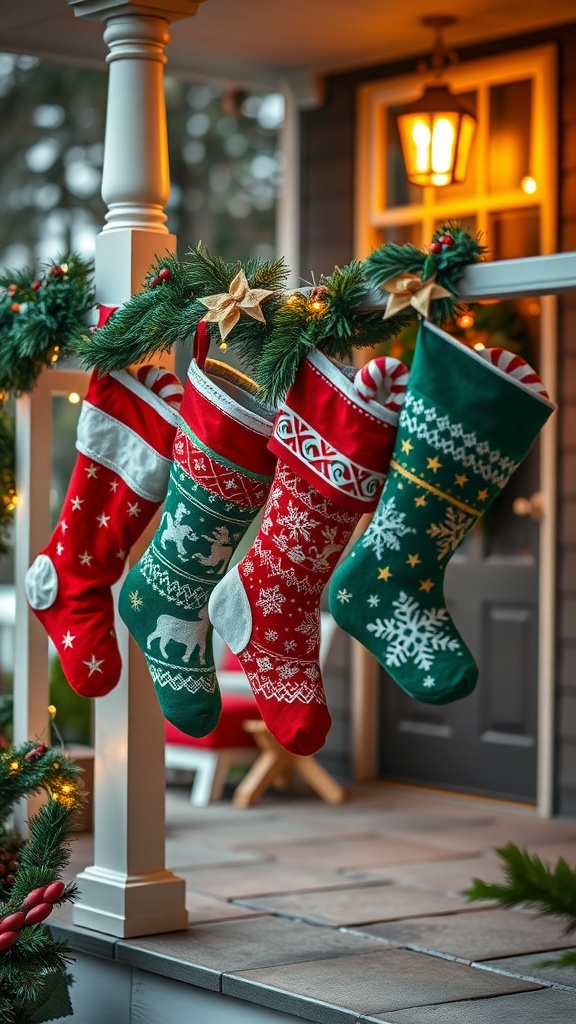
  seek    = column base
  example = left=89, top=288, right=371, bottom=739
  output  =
left=73, top=865, right=188, bottom=937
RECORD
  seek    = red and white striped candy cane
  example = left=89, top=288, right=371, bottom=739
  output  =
left=353, top=356, right=409, bottom=414
left=134, top=366, right=184, bottom=409
left=478, top=348, right=549, bottom=400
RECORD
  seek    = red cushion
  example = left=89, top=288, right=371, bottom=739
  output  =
left=164, top=694, right=260, bottom=749
left=219, top=646, right=243, bottom=672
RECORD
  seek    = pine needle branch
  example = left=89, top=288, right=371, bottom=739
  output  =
left=463, top=842, right=576, bottom=936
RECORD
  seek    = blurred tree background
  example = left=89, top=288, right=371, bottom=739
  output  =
left=0, top=53, right=282, bottom=267
left=0, top=52, right=282, bottom=741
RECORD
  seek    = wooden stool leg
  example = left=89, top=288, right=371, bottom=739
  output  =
left=296, top=756, right=347, bottom=804
left=232, top=750, right=283, bottom=808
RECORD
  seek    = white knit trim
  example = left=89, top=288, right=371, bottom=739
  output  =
left=109, top=370, right=181, bottom=426
left=188, top=359, right=274, bottom=436
left=308, top=350, right=398, bottom=426
left=76, top=403, right=172, bottom=503
left=423, top=322, right=556, bottom=410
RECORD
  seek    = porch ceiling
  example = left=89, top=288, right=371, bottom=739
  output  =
left=1, top=0, right=575, bottom=88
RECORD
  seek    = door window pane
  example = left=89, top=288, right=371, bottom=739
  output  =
left=489, top=80, right=532, bottom=193
left=488, top=208, right=541, bottom=259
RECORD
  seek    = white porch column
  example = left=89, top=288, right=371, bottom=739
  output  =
left=67, top=0, right=204, bottom=937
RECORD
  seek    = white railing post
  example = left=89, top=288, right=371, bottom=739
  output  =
left=65, top=0, right=205, bottom=937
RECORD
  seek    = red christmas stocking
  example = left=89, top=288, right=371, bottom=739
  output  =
left=25, top=366, right=183, bottom=698
left=209, top=351, right=407, bottom=755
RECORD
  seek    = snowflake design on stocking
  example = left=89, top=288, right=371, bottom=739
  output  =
left=426, top=507, right=476, bottom=560
left=295, top=611, right=320, bottom=653
left=256, top=584, right=286, bottom=616
left=277, top=501, right=320, bottom=541
left=362, top=495, right=416, bottom=560
left=367, top=591, right=462, bottom=672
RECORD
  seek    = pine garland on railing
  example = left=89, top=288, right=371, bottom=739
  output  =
left=364, top=221, right=487, bottom=324
left=0, top=742, right=85, bottom=1024
left=0, top=254, right=94, bottom=396
left=252, top=261, right=414, bottom=405
left=75, top=244, right=288, bottom=377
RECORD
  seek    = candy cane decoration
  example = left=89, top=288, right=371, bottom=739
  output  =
left=478, top=347, right=550, bottom=400
left=134, top=365, right=184, bottom=409
left=353, top=356, right=409, bottom=413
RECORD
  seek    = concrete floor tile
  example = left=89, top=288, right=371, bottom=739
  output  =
left=185, top=891, right=269, bottom=925
left=351, top=854, right=507, bottom=893
left=360, top=907, right=576, bottom=960
left=365, top=987, right=576, bottom=1023
left=236, top=883, right=473, bottom=927
left=242, top=836, right=461, bottom=871
left=390, top=819, right=576, bottom=856
left=116, top=914, right=388, bottom=993
left=224, top=948, right=539, bottom=1020
left=177, top=862, right=373, bottom=900
left=479, top=948, right=576, bottom=989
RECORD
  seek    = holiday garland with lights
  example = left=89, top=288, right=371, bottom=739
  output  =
left=0, top=742, right=84, bottom=1024
left=0, top=254, right=94, bottom=397
left=75, top=225, right=485, bottom=404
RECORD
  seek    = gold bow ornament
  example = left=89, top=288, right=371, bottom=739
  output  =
left=382, top=271, right=452, bottom=320
left=198, top=270, right=275, bottom=341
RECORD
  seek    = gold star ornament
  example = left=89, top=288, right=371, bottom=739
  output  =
left=382, top=272, right=452, bottom=320
left=198, top=269, right=275, bottom=341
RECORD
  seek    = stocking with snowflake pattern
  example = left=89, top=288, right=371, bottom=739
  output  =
left=328, top=319, right=555, bottom=704
left=208, top=350, right=408, bottom=755
left=118, top=324, right=276, bottom=737
left=25, top=365, right=183, bottom=698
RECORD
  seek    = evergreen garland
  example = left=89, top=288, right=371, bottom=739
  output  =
left=0, top=255, right=94, bottom=396
left=365, top=222, right=487, bottom=324
left=253, top=261, right=414, bottom=405
left=0, top=742, right=84, bottom=1023
left=74, top=244, right=288, bottom=376
left=464, top=842, right=576, bottom=969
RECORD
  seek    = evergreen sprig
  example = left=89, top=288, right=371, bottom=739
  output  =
left=0, top=254, right=94, bottom=395
left=74, top=252, right=194, bottom=372
left=464, top=842, right=576, bottom=969
left=365, top=222, right=487, bottom=324
left=181, top=243, right=288, bottom=375
left=253, top=261, right=414, bottom=405
left=0, top=744, right=84, bottom=1024
left=75, top=244, right=289, bottom=377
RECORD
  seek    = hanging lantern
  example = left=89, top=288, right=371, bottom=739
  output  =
left=396, top=16, right=476, bottom=188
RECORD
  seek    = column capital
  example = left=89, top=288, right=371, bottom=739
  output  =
left=67, top=0, right=206, bottom=24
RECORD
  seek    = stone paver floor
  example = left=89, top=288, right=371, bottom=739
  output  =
left=60, top=781, right=576, bottom=1023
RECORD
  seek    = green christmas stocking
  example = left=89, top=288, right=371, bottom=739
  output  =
left=328, top=320, right=555, bottom=704
left=118, top=325, right=276, bottom=736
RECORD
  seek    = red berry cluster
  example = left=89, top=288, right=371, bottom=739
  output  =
left=24, top=742, right=48, bottom=764
left=429, top=234, right=455, bottom=255
left=149, top=267, right=172, bottom=288
left=0, top=880, right=66, bottom=951
left=0, top=848, right=18, bottom=888
left=310, top=285, right=328, bottom=301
